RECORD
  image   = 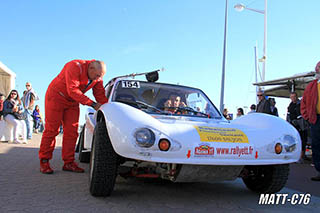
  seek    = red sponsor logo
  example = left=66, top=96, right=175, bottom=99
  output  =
left=195, top=144, right=214, bottom=156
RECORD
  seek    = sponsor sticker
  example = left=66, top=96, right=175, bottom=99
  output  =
left=194, top=126, right=249, bottom=143
left=194, top=144, right=214, bottom=156
left=121, top=81, right=140, bottom=88
left=193, top=145, right=254, bottom=158
left=215, top=146, right=253, bottom=157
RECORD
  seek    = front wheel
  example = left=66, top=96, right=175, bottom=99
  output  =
left=89, top=119, right=119, bottom=197
left=242, top=164, right=289, bottom=193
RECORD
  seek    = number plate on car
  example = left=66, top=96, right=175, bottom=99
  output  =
left=121, top=81, right=140, bottom=88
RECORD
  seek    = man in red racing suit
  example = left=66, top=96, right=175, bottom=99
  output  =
left=39, top=59, right=108, bottom=174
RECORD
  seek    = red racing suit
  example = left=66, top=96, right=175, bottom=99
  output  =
left=39, top=59, right=108, bottom=163
left=301, top=79, right=318, bottom=125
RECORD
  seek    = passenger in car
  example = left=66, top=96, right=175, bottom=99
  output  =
left=205, top=103, right=215, bottom=118
left=164, top=93, right=186, bottom=114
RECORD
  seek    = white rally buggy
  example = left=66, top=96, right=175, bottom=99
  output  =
left=77, top=70, right=301, bottom=197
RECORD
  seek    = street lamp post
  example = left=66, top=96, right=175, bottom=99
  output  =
left=234, top=0, right=267, bottom=82
left=254, top=45, right=259, bottom=104
left=220, top=0, right=228, bottom=113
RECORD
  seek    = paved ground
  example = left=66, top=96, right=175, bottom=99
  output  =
left=0, top=133, right=319, bottom=213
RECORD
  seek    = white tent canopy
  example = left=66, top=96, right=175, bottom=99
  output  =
left=0, top=61, right=16, bottom=97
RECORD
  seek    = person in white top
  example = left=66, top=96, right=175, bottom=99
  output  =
left=2, top=90, right=27, bottom=144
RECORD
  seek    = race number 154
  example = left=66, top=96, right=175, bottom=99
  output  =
left=122, top=81, right=140, bottom=88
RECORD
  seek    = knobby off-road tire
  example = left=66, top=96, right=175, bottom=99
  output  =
left=78, top=125, right=90, bottom=163
left=242, top=164, right=289, bottom=193
left=89, top=119, right=119, bottom=196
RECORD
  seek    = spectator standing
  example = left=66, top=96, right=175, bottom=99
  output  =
left=247, top=104, right=256, bottom=114
left=223, top=108, right=232, bottom=120
left=2, top=90, right=27, bottom=144
left=256, top=90, right=272, bottom=114
left=301, top=61, right=320, bottom=181
left=0, top=93, right=5, bottom=120
left=38, top=60, right=108, bottom=174
left=236, top=108, right=244, bottom=118
left=32, top=105, right=42, bottom=133
left=269, top=98, right=279, bottom=116
left=39, top=109, right=45, bottom=132
left=22, top=82, right=39, bottom=140
left=287, top=91, right=308, bottom=163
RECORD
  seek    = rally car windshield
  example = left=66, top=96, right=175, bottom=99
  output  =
left=111, top=80, right=222, bottom=119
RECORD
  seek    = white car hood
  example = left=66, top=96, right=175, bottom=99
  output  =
left=98, top=102, right=300, bottom=165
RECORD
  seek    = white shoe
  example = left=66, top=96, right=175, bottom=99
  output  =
left=12, top=140, right=22, bottom=144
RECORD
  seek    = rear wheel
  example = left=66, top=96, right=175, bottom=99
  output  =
left=89, top=119, right=119, bottom=197
left=242, top=164, right=289, bottom=193
left=78, top=125, right=90, bottom=163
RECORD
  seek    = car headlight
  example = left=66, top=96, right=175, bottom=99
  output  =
left=134, top=128, right=155, bottom=148
left=283, top=135, right=297, bottom=152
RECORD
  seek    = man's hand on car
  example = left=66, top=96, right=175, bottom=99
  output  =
left=94, top=103, right=102, bottom=111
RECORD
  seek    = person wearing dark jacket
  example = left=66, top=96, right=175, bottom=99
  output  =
left=256, top=90, right=272, bottom=114
left=301, top=61, right=320, bottom=181
left=269, top=98, right=279, bottom=116
left=32, top=105, right=42, bottom=133
left=287, top=92, right=308, bottom=162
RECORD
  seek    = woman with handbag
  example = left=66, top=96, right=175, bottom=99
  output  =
left=2, top=90, right=27, bottom=144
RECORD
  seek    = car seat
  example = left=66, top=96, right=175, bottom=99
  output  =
left=156, top=98, right=167, bottom=109
left=141, top=89, right=155, bottom=105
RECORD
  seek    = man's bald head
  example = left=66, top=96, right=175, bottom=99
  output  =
left=88, top=60, right=106, bottom=80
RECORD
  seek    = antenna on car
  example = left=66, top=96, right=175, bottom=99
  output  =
left=106, top=68, right=165, bottom=86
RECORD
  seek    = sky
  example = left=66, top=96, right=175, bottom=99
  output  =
left=1, top=0, right=320, bottom=124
